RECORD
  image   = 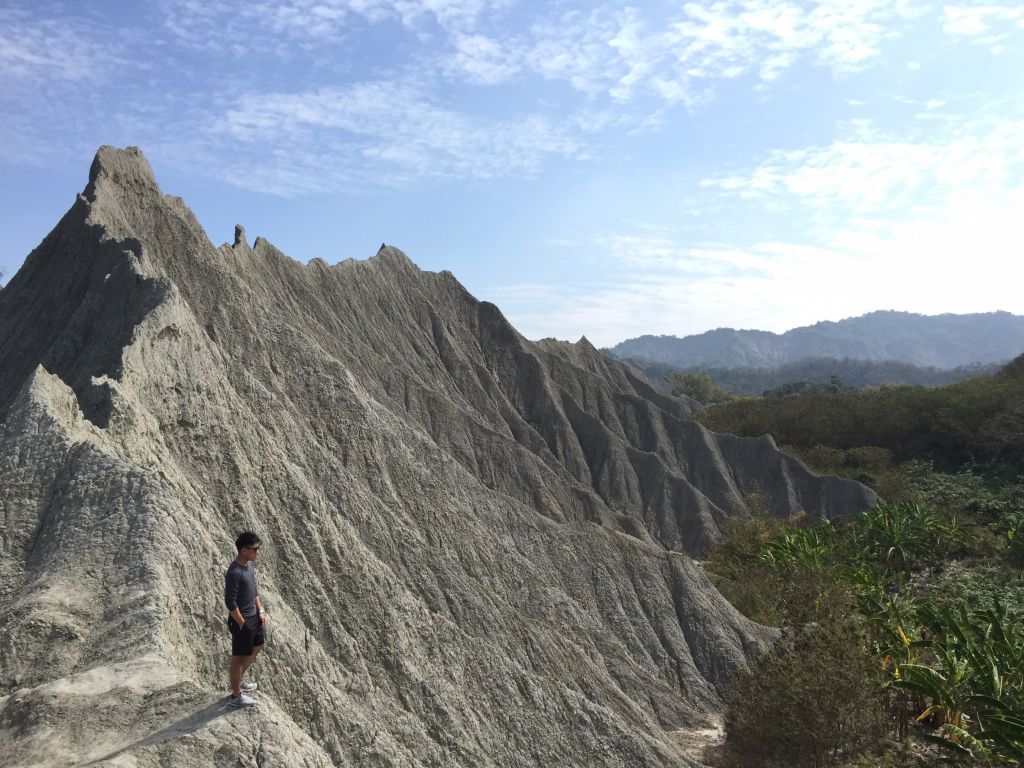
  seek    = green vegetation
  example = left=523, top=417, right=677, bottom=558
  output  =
left=763, top=373, right=855, bottom=398
left=722, top=622, right=885, bottom=768
left=709, top=504, right=1024, bottom=765
left=699, top=354, right=1024, bottom=475
left=627, top=356, right=1002, bottom=396
left=698, top=356, right=1024, bottom=766
left=667, top=371, right=734, bottom=405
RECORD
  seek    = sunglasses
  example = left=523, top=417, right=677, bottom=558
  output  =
left=246, top=545, right=261, bottom=552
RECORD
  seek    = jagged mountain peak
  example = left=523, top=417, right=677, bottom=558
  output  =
left=369, top=242, right=419, bottom=272
left=233, top=223, right=248, bottom=249
left=85, top=145, right=158, bottom=200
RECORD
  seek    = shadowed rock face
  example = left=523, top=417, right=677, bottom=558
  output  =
left=0, top=147, right=876, bottom=767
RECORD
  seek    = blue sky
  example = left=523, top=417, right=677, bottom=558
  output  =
left=1, top=0, right=1023, bottom=346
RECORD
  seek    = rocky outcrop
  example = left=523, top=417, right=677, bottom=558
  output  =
left=0, top=147, right=875, bottom=767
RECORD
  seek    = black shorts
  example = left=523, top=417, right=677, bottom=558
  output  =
left=228, top=615, right=265, bottom=656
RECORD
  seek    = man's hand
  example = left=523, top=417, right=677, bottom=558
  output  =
left=258, top=609, right=267, bottom=626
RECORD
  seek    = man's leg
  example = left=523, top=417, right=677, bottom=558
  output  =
left=229, top=654, right=248, bottom=697
left=239, top=620, right=266, bottom=683
left=239, top=643, right=263, bottom=680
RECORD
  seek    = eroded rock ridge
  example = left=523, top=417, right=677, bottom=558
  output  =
left=0, top=147, right=875, bottom=767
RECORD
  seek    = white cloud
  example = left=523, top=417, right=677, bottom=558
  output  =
left=159, top=0, right=384, bottom=54
left=0, top=8, right=117, bottom=84
left=522, top=8, right=629, bottom=97
left=159, top=0, right=919, bottom=104
left=942, top=4, right=1024, bottom=49
left=681, top=112, right=1024, bottom=333
left=217, top=82, right=585, bottom=193
left=392, top=0, right=513, bottom=32
left=513, top=0, right=914, bottom=105
left=160, top=0, right=511, bottom=51
left=701, top=116, right=1024, bottom=219
left=558, top=232, right=773, bottom=277
left=444, top=33, right=523, bottom=84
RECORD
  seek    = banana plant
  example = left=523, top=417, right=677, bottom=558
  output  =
left=857, top=502, right=937, bottom=574
left=758, top=525, right=837, bottom=572
left=898, top=600, right=1024, bottom=761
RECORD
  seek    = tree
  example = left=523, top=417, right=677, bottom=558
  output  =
left=671, top=372, right=713, bottom=403
left=669, top=371, right=733, bottom=405
left=722, top=622, right=886, bottom=768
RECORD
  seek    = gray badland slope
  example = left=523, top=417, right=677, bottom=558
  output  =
left=0, top=147, right=875, bottom=767
left=610, top=311, right=1024, bottom=369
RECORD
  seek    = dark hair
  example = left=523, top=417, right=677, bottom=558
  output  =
left=235, top=531, right=261, bottom=551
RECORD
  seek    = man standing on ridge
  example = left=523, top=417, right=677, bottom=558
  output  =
left=225, top=531, right=266, bottom=707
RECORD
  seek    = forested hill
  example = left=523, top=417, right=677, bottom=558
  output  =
left=630, top=356, right=1001, bottom=396
left=608, top=310, right=1024, bottom=369
left=697, top=353, right=1024, bottom=475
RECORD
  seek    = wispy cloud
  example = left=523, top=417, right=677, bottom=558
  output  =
left=159, top=0, right=512, bottom=52
left=444, top=33, right=524, bottom=85
left=6, top=0, right=963, bottom=197
left=448, top=0, right=919, bottom=105
left=942, top=3, right=1024, bottom=50
left=159, top=0, right=373, bottom=53
left=554, top=232, right=773, bottom=277
left=216, top=82, right=585, bottom=193
left=161, top=0, right=920, bottom=102
left=701, top=115, right=1024, bottom=220
left=392, top=0, right=514, bottom=32
left=0, top=7, right=118, bottom=84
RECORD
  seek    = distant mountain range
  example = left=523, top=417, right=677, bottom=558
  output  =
left=607, top=311, right=1024, bottom=370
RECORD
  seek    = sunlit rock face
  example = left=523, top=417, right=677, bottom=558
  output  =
left=0, top=147, right=875, bottom=767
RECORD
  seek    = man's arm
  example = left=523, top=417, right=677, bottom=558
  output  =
left=225, top=569, right=246, bottom=628
left=256, top=595, right=266, bottom=625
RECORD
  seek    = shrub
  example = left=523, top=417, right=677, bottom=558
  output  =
left=705, top=514, right=855, bottom=625
left=917, top=561, right=1024, bottom=617
left=668, top=371, right=734, bottom=404
left=722, top=622, right=887, bottom=768
left=703, top=515, right=784, bottom=581
left=904, top=461, right=1010, bottom=518
left=705, top=566, right=788, bottom=627
left=703, top=515, right=789, bottom=624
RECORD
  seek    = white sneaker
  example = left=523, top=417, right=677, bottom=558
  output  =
left=228, top=693, right=256, bottom=707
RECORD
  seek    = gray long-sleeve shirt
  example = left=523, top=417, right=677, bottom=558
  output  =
left=224, top=561, right=259, bottom=618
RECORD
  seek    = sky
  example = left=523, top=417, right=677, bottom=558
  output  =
left=1, top=0, right=1023, bottom=347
